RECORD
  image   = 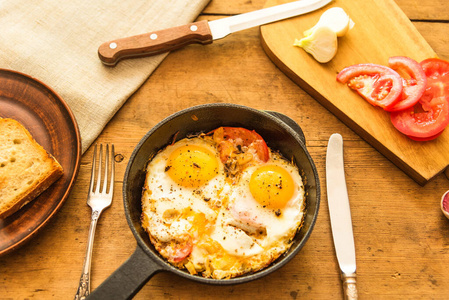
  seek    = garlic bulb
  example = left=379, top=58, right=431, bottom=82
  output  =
left=293, top=26, right=338, bottom=63
left=303, top=7, right=354, bottom=37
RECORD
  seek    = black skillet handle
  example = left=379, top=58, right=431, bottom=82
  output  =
left=265, top=111, right=306, bottom=144
left=87, top=245, right=163, bottom=300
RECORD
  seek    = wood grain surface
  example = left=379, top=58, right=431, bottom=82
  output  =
left=260, top=0, right=448, bottom=185
left=1, top=1, right=449, bottom=299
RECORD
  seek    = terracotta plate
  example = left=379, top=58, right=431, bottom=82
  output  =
left=0, top=69, right=81, bottom=256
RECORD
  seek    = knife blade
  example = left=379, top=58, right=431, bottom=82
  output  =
left=98, top=0, right=332, bottom=66
left=326, top=133, right=358, bottom=300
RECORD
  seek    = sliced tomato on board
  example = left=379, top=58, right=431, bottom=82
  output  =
left=420, top=58, right=449, bottom=79
left=393, top=58, right=449, bottom=140
left=337, top=57, right=449, bottom=141
left=407, top=130, right=444, bottom=141
left=385, top=56, right=427, bottom=112
left=391, top=58, right=449, bottom=141
left=420, top=58, right=449, bottom=99
left=336, top=63, right=403, bottom=109
left=212, top=127, right=269, bottom=162
left=390, top=95, right=449, bottom=139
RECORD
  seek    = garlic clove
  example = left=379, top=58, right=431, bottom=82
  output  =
left=294, top=26, right=338, bottom=63
left=303, top=7, right=354, bottom=37
left=440, top=190, right=449, bottom=219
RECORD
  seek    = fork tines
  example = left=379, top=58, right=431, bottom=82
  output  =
left=89, top=144, right=115, bottom=195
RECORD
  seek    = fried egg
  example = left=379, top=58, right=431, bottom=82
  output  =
left=141, top=128, right=305, bottom=279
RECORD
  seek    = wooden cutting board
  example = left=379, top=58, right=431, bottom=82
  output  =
left=260, top=0, right=449, bottom=185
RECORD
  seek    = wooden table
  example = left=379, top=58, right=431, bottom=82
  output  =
left=1, top=0, right=449, bottom=299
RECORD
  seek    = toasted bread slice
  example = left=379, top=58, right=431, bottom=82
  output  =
left=0, top=118, right=64, bottom=219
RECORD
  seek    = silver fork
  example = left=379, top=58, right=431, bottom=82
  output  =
left=75, top=144, right=115, bottom=300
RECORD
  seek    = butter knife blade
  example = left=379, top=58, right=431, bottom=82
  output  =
left=326, top=133, right=358, bottom=300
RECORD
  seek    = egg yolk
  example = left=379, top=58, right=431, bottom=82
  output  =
left=166, top=145, right=219, bottom=188
left=249, top=165, right=295, bottom=209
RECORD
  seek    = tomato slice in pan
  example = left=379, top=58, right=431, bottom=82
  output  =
left=212, top=127, right=270, bottom=162
left=170, top=234, right=193, bottom=263
left=390, top=95, right=449, bottom=138
left=337, top=63, right=403, bottom=109
left=385, top=56, right=427, bottom=112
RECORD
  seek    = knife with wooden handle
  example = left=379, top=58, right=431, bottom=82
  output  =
left=98, top=0, right=332, bottom=66
left=326, top=133, right=358, bottom=300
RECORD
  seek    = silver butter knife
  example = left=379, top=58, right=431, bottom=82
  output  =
left=98, top=0, right=333, bottom=66
left=326, top=133, right=358, bottom=300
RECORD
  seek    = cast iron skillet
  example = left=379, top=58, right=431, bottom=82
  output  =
left=88, top=103, right=320, bottom=299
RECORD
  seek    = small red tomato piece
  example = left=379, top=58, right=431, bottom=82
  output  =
left=337, top=63, right=403, bottom=109
left=213, top=127, right=269, bottom=163
left=170, top=234, right=193, bottom=263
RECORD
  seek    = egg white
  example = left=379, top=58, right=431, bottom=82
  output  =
left=142, top=137, right=226, bottom=242
left=212, top=151, right=305, bottom=256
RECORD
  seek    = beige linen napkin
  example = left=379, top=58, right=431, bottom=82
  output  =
left=0, top=0, right=210, bottom=153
